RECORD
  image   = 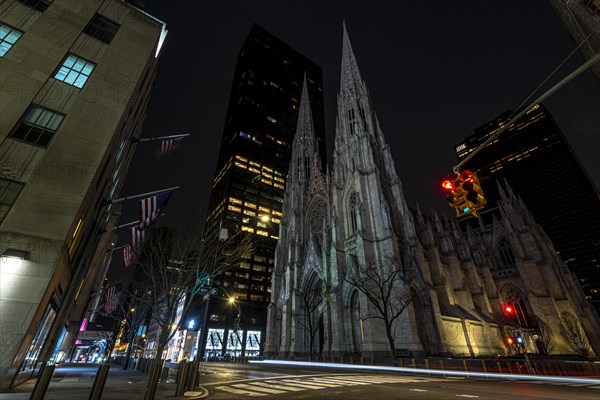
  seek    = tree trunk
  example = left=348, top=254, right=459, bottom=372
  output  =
left=385, top=323, right=395, bottom=357
left=123, top=332, right=135, bottom=370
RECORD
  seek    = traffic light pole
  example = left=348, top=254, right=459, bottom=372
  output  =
left=453, top=51, right=600, bottom=175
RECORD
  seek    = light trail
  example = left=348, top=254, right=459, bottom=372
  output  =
left=249, top=360, right=600, bottom=386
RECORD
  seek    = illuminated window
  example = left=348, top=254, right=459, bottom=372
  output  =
left=272, top=211, right=282, bottom=217
left=241, top=227, right=254, bottom=234
left=228, top=205, right=241, bottom=213
left=9, top=105, right=65, bottom=147
left=256, top=230, right=268, bottom=237
left=243, top=209, right=256, bottom=217
left=257, top=222, right=267, bottom=228
left=271, top=217, right=280, bottom=224
left=244, top=202, right=257, bottom=209
left=273, top=183, right=284, bottom=189
left=229, top=197, right=242, bottom=205
left=262, top=173, right=272, bottom=179
left=249, top=167, right=260, bottom=174
left=267, top=116, right=277, bottom=124
left=258, top=206, right=270, bottom=213
left=262, top=166, right=273, bottom=172
left=270, top=235, right=279, bottom=239
left=234, top=162, right=247, bottom=169
left=54, top=54, right=95, bottom=88
left=68, top=218, right=84, bottom=253
left=261, top=179, right=272, bottom=185
left=0, top=23, right=23, bottom=57
left=235, top=155, right=248, bottom=162
left=274, top=176, right=285, bottom=183
left=84, top=14, right=120, bottom=44
left=249, top=161, right=261, bottom=167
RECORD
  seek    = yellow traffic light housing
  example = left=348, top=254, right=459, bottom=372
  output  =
left=442, top=170, right=487, bottom=218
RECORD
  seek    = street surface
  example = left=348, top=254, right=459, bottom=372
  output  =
left=1, top=361, right=598, bottom=399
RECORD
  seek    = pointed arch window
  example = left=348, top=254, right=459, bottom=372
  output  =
left=348, top=107, right=357, bottom=135
left=498, top=238, right=515, bottom=267
left=349, top=191, right=359, bottom=234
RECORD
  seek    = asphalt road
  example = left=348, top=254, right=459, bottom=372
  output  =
left=189, top=362, right=600, bottom=400
left=1, top=361, right=598, bottom=399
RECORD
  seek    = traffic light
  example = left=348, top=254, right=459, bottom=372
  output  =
left=516, top=336, right=523, bottom=344
left=506, top=337, right=515, bottom=345
left=459, top=170, right=486, bottom=210
left=441, top=170, right=486, bottom=218
left=441, top=179, right=462, bottom=207
left=503, top=304, right=515, bottom=316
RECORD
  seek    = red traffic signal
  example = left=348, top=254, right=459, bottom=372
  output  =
left=441, top=179, right=460, bottom=206
left=506, top=337, right=515, bottom=345
left=503, top=304, right=514, bottom=315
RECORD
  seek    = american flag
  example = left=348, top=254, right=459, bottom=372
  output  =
left=123, top=245, right=135, bottom=267
left=131, top=227, right=146, bottom=247
left=157, top=137, right=183, bottom=157
left=138, top=191, right=174, bottom=229
left=104, top=285, right=118, bottom=314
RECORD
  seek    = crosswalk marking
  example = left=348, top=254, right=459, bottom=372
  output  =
left=213, top=374, right=446, bottom=397
left=247, top=381, right=306, bottom=391
left=231, top=383, right=287, bottom=394
left=214, top=386, right=265, bottom=397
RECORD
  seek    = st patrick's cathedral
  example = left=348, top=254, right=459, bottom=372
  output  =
left=264, top=26, right=600, bottom=359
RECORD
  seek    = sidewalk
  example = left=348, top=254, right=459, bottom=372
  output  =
left=0, top=364, right=191, bottom=400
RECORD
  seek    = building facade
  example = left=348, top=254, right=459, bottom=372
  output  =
left=454, top=105, right=600, bottom=313
left=548, top=0, right=600, bottom=84
left=190, top=24, right=326, bottom=359
left=0, top=0, right=166, bottom=388
left=264, top=26, right=600, bottom=359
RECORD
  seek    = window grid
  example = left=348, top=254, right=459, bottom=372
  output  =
left=55, top=54, right=95, bottom=88
left=0, top=178, right=25, bottom=224
left=0, top=23, right=23, bottom=57
left=84, top=14, right=120, bottom=44
left=17, top=0, right=53, bottom=12
left=9, top=105, right=65, bottom=147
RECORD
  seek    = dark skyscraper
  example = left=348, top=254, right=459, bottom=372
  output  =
left=454, top=104, right=600, bottom=313
left=195, top=24, right=326, bottom=358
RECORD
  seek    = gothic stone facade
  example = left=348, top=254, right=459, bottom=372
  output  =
left=264, top=26, right=600, bottom=359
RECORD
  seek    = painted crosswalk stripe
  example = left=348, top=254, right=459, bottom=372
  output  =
left=310, top=377, right=366, bottom=386
left=304, top=378, right=346, bottom=387
left=215, top=386, right=265, bottom=396
left=318, top=377, right=372, bottom=385
left=272, top=380, right=326, bottom=389
left=279, top=379, right=334, bottom=388
left=232, top=383, right=287, bottom=394
left=247, top=381, right=306, bottom=391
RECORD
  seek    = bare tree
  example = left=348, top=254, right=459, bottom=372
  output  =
left=560, top=312, right=591, bottom=356
left=534, top=316, right=555, bottom=355
left=295, top=275, right=332, bottom=360
left=137, top=226, right=254, bottom=361
left=345, top=255, right=413, bottom=357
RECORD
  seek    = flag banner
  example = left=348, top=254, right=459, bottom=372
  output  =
left=138, top=191, right=174, bottom=229
left=157, top=137, right=183, bottom=157
left=131, top=227, right=146, bottom=247
left=123, top=245, right=134, bottom=267
left=104, top=284, right=120, bottom=314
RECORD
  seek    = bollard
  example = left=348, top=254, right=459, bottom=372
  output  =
left=30, top=364, right=56, bottom=400
left=175, top=361, right=190, bottom=396
left=89, top=364, right=110, bottom=400
left=481, top=360, right=487, bottom=374
left=462, top=359, right=469, bottom=377
left=440, top=359, right=447, bottom=377
left=161, top=366, right=169, bottom=381
left=187, top=361, right=199, bottom=391
left=143, top=360, right=163, bottom=400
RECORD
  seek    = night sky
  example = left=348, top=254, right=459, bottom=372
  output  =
left=116, top=0, right=599, bottom=243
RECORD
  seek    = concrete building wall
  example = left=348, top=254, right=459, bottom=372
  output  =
left=0, top=0, right=166, bottom=389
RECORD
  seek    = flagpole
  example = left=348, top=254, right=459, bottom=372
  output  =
left=111, top=220, right=141, bottom=231
left=133, top=133, right=189, bottom=143
left=103, top=186, right=180, bottom=206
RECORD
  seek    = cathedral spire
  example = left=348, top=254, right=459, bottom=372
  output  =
left=292, top=73, right=319, bottom=161
left=340, top=22, right=367, bottom=99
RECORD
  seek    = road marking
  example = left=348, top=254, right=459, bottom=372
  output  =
left=214, top=386, right=265, bottom=396
left=246, top=381, right=306, bottom=391
left=456, top=395, right=479, bottom=398
left=232, top=383, right=287, bottom=394
left=279, top=379, right=333, bottom=388
left=409, top=388, right=428, bottom=392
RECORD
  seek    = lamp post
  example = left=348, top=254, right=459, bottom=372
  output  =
left=197, top=227, right=228, bottom=361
